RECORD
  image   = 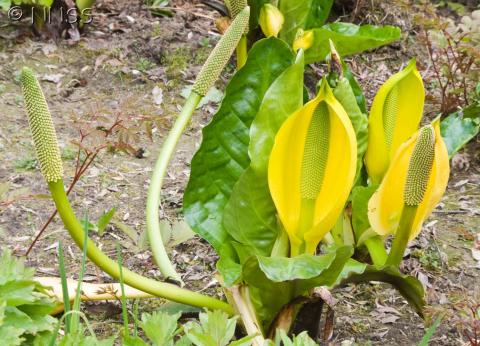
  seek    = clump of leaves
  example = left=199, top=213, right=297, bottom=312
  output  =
left=124, top=310, right=256, bottom=346
left=0, top=249, right=57, bottom=345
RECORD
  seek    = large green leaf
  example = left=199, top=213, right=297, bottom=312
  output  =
left=223, top=169, right=277, bottom=256
left=257, top=253, right=336, bottom=282
left=351, top=185, right=377, bottom=240
left=279, top=0, right=334, bottom=44
left=184, top=38, right=295, bottom=253
left=243, top=257, right=295, bottom=329
left=249, top=50, right=305, bottom=174
left=222, top=51, right=304, bottom=257
left=339, top=261, right=426, bottom=317
left=243, top=246, right=353, bottom=328
left=304, top=23, right=401, bottom=64
left=333, top=77, right=368, bottom=186
left=294, top=245, right=354, bottom=291
left=440, top=111, right=479, bottom=158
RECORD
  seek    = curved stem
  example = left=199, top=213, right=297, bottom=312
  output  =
left=48, top=179, right=233, bottom=314
left=146, top=92, right=202, bottom=283
left=236, top=35, right=248, bottom=69
left=386, top=205, right=418, bottom=267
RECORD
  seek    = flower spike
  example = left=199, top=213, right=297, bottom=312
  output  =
left=368, top=118, right=450, bottom=265
left=365, top=59, right=425, bottom=184
left=193, top=6, right=250, bottom=96
left=21, top=67, right=63, bottom=183
left=268, top=79, right=357, bottom=256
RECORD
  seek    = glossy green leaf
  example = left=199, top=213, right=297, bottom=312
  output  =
left=257, top=252, right=336, bottom=282
left=184, top=38, right=295, bottom=253
left=440, top=111, right=479, bottom=158
left=249, top=50, right=305, bottom=174
left=351, top=185, right=377, bottom=240
left=333, top=77, right=368, bottom=186
left=243, top=246, right=353, bottom=328
left=223, top=169, right=277, bottom=256
left=342, top=62, right=367, bottom=116
left=279, top=0, right=334, bottom=44
left=304, top=23, right=401, bottom=64
left=294, top=245, right=354, bottom=291
left=339, top=263, right=426, bottom=317
left=243, top=257, right=295, bottom=329
left=222, top=50, right=304, bottom=257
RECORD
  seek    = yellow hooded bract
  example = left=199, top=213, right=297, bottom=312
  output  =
left=268, top=80, right=357, bottom=256
left=365, top=59, right=425, bottom=184
left=293, top=30, right=314, bottom=52
left=368, top=118, right=450, bottom=241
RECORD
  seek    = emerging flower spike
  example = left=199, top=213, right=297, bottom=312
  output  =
left=365, top=59, right=425, bottom=184
left=293, top=29, right=314, bottom=52
left=368, top=119, right=450, bottom=241
left=192, top=6, right=250, bottom=96
left=268, top=80, right=357, bottom=256
left=259, top=4, right=284, bottom=38
left=21, top=67, right=63, bottom=183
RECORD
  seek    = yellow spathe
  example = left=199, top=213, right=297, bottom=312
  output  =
left=268, top=80, right=357, bottom=256
left=368, top=118, right=450, bottom=241
left=365, top=59, right=425, bottom=184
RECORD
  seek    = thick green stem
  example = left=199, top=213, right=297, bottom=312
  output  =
left=146, top=92, right=201, bottom=283
left=386, top=205, right=418, bottom=267
left=236, top=35, right=248, bottom=69
left=364, top=236, right=388, bottom=266
left=48, top=179, right=233, bottom=314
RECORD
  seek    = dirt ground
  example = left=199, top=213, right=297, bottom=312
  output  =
left=0, top=1, right=478, bottom=345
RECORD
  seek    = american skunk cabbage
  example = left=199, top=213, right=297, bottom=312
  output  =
left=365, top=59, right=425, bottom=184
left=268, top=80, right=357, bottom=256
left=368, top=119, right=449, bottom=265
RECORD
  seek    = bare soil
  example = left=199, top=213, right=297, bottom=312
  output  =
left=0, top=1, right=478, bottom=345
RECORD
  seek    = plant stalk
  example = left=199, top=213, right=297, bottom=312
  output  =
left=146, top=92, right=202, bottom=284
left=364, top=236, right=388, bottom=266
left=48, top=179, right=234, bottom=314
left=230, top=285, right=265, bottom=346
left=236, top=35, right=248, bottom=69
left=386, top=205, right=418, bottom=267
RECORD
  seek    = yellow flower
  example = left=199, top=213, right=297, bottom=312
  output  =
left=368, top=118, right=450, bottom=242
left=293, top=29, right=314, bottom=52
left=259, top=4, right=284, bottom=38
left=268, top=80, right=357, bottom=256
left=365, top=59, right=425, bottom=184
